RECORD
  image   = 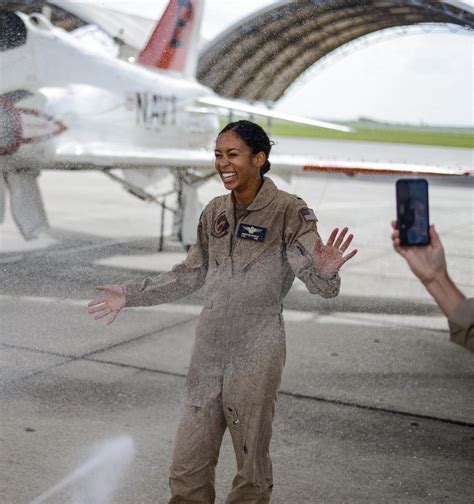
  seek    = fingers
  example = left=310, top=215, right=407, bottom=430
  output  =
left=391, top=235, right=403, bottom=254
left=333, top=227, right=348, bottom=249
left=88, top=303, right=106, bottom=314
left=88, top=285, right=124, bottom=324
left=94, top=308, right=113, bottom=320
left=339, top=233, right=353, bottom=253
left=95, top=285, right=114, bottom=292
left=88, top=286, right=114, bottom=307
left=87, top=301, right=119, bottom=325
left=392, top=238, right=409, bottom=259
left=107, top=310, right=120, bottom=325
left=390, top=222, right=404, bottom=254
left=343, top=248, right=358, bottom=263
left=87, top=298, right=106, bottom=308
left=391, top=220, right=400, bottom=240
left=391, top=230, right=401, bottom=249
left=326, top=228, right=338, bottom=247
left=95, top=284, right=124, bottom=295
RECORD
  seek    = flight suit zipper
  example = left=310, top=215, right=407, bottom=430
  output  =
left=230, top=211, right=250, bottom=259
left=225, top=210, right=250, bottom=337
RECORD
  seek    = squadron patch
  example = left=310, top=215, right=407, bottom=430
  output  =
left=299, top=207, right=317, bottom=222
left=237, top=223, right=266, bottom=242
left=212, top=211, right=229, bottom=238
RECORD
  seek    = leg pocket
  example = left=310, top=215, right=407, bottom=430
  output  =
left=170, top=401, right=227, bottom=504
left=224, top=397, right=276, bottom=503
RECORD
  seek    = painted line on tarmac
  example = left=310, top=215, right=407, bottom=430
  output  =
left=95, top=252, right=187, bottom=272
left=0, top=295, right=447, bottom=330
left=0, top=237, right=138, bottom=261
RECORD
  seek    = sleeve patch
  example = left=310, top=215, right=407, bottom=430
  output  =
left=299, top=207, right=317, bottom=222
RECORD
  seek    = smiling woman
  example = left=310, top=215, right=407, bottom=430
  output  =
left=88, top=120, right=358, bottom=503
left=215, top=121, right=273, bottom=204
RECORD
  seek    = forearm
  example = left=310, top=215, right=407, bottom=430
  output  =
left=124, top=263, right=206, bottom=307
left=287, top=239, right=341, bottom=298
left=305, top=268, right=341, bottom=298
left=448, top=298, right=474, bottom=351
left=124, top=210, right=210, bottom=308
left=423, top=272, right=466, bottom=318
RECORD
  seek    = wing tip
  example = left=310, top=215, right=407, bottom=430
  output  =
left=302, top=164, right=471, bottom=177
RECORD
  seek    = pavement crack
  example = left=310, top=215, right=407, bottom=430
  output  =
left=0, top=342, right=71, bottom=360
left=0, top=315, right=196, bottom=384
left=81, top=315, right=197, bottom=359
left=0, top=357, right=77, bottom=385
left=82, top=357, right=186, bottom=379
left=279, top=389, right=474, bottom=428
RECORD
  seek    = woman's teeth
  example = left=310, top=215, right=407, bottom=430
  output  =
left=222, top=172, right=236, bottom=180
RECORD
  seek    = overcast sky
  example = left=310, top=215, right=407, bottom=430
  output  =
left=89, top=0, right=473, bottom=126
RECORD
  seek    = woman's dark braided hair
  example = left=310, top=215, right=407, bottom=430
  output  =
left=218, top=120, right=274, bottom=178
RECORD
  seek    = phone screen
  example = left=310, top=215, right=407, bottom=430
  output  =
left=396, top=179, right=430, bottom=246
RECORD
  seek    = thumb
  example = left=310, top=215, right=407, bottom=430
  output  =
left=96, top=285, right=113, bottom=292
left=96, top=285, right=123, bottom=295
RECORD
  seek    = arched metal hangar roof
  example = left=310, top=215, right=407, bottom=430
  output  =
left=197, top=0, right=474, bottom=102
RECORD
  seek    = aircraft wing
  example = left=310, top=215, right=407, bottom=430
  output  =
left=5, top=141, right=468, bottom=241
left=195, top=96, right=353, bottom=133
left=270, top=155, right=471, bottom=177
left=53, top=143, right=471, bottom=177
left=53, top=143, right=215, bottom=170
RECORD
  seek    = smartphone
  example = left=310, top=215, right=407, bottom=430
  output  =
left=396, top=178, right=430, bottom=246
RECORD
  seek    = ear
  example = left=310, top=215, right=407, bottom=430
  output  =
left=254, top=151, right=266, bottom=170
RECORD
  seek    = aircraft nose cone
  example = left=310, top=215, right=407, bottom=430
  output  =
left=0, top=96, right=67, bottom=156
left=0, top=96, right=22, bottom=155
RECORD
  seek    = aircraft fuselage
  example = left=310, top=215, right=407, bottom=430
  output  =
left=0, top=11, right=219, bottom=172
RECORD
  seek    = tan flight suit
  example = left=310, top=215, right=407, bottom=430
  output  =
left=124, top=177, right=340, bottom=503
left=448, top=297, right=474, bottom=351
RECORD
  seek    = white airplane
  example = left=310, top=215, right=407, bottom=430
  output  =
left=0, top=0, right=469, bottom=246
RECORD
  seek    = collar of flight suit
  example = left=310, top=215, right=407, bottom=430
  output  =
left=224, top=177, right=279, bottom=224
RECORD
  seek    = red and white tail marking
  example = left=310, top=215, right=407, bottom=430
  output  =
left=137, top=0, right=203, bottom=77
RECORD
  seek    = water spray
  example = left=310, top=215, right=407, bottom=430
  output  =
left=31, top=435, right=135, bottom=504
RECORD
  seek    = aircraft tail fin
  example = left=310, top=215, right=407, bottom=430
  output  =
left=137, top=0, right=204, bottom=77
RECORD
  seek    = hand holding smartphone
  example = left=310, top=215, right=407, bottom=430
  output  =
left=396, top=178, right=430, bottom=246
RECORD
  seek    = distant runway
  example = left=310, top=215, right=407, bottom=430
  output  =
left=272, top=136, right=473, bottom=170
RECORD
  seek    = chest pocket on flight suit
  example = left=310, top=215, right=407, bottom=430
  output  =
left=233, top=235, right=285, bottom=312
left=239, top=236, right=281, bottom=273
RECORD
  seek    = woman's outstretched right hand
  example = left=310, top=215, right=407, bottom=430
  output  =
left=88, top=285, right=126, bottom=325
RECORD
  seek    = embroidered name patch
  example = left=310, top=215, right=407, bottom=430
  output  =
left=212, top=211, right=229, bottom=238
left=237, top=223, right=266, bottom=242
left=299, top=207, right=317, bottom=222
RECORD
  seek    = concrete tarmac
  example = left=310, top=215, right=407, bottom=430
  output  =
left=0, top=137, right=473, bottom=503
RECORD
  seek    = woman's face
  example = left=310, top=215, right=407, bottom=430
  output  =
left=214, top=131, right=265, bottom=192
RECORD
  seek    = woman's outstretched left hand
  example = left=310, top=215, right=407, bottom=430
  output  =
left=313, top=227, right=357, bottom=278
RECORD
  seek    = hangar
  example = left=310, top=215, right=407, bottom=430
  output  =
left=197, top=0, right=474, bottom=101
left=2, top=0, right=474, bottom=103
